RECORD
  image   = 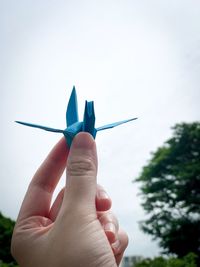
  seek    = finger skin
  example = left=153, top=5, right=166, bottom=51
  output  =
left=49, top=184, right=112, bottom=221
left=112, top=229, right=129, bottom=266
left=47, top=133, right=118, bottom=267
left=18, top=137, right=69, bottom=220
left=12, top=133, right=128, bottom=267
left=98, top=211, right=119, bottom=244
left=61, top=132, right=97, bottom=212
left=49, top=186, right=128, bottom=266
left=96, top=184, right=112, bottom=211
left=49, top=187, right=65, bottom=221
left=49, top=185, right=118, bottom=250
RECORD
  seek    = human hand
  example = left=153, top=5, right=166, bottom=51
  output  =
left=11, top=133, right=128, bottom=267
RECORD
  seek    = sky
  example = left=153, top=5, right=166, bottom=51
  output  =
left=1, top=0, right=200, bottom=257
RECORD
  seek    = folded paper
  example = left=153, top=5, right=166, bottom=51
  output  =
left=16, top=87, right=137, bottom=147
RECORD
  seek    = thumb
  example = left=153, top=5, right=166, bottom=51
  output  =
left=63, top=132, right=98, bottom=212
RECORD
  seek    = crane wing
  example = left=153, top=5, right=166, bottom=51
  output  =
left=66, top=86, right=79, bottom=126
left=15, top=121, right=63, bottom=133
left=96, top=118, right=137, bottom=131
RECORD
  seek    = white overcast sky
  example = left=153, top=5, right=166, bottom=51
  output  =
left=1, top=0, right=200, bottom=257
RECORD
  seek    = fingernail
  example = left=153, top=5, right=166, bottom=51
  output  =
left=72, top=132, right=95, bottom=149
left=104, top=222, right=116, bottom=233
left=98, top=190, right=109, bottom=200
left=112, top=239, right=121, bottom=253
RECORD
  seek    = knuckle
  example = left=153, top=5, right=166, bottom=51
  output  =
left=68, top=157, right=96, bottom=177
left=99, top=211, right=119, bottom=229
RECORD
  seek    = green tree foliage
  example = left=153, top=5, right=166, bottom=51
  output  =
left=134, top=253, right=198, bottom=267
left=0, top=212, right=16, bottom=264
left=0, top=261, right=19, bottom=267
left=135, top=123, right=200, bottom=264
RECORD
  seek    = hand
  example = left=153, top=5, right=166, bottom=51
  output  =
left=11, top=133, right=128, bottom=267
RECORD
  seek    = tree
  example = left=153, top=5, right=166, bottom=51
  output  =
left=0, top=212, right=16, bottom=264
left=134, top=253, right=198, bottom=267
left=135, top=122, right=200, bottom=265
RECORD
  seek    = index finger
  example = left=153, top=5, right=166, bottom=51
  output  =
left=18, top=137, right=69, bottom=221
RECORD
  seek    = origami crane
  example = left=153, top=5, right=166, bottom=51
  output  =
left=16, top=87, right=137, bottom=147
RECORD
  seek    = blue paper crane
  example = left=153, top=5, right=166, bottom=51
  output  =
left=16, top=87, right=137, bottom=147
